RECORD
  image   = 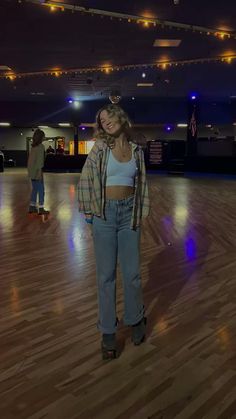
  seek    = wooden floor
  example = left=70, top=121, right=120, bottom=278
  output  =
left=1, top=168, right=236, bottom=419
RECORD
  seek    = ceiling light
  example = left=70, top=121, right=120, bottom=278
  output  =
left=59, top=123, right=71, bottom=127
left=109, top=90, right=121, bottom=104
left=38, top=126, right=49, bottom=129
left=30, top=92, right=45, bottom=96
left=153, top=39, right=181, bottom=47
left=0, top=66, right=12, bottom=71
left=137, top=83, right=154, bottom=87
left=177, top=124, right=188, bottom=127
left=73, top=101, right=81, bottom=109
left=0, top=122, right=11, bottom=126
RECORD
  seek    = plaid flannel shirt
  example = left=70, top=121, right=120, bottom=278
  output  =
left=78, top=139, right=150, bottom=230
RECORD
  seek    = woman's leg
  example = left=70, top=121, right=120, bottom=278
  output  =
left=30, top=180, right=38, bottom=207
left=117, top=198, right=144, bottom=326
left=38, top=179, right=45, bottom=208
left=92, top=203, right=118, bottom=334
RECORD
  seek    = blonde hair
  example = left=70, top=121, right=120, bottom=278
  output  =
left=94, top=104, right=132, bottom=148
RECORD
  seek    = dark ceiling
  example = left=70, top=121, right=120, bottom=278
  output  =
left=0, top=0, right=236, bottom=102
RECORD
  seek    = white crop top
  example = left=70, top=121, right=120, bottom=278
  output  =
left=106, top=150, right=136, bottom=187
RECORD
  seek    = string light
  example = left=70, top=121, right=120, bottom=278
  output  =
left=22, top=0, right=234, bottom=39
left=8, top=74, right=16, bottom=81
left=103, top=66, right=112, bottom=74
left=2, top=55, right=235, bottom=80
left=43, top=3, right=65, bottom=12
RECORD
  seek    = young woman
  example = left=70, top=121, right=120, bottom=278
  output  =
left=27, top=128, right=50, bottom=215
left=78, top=104, right=150, bottom=359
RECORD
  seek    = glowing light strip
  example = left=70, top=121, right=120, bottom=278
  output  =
left=22, top=0, right=235, bottom=39
left=1, top=55, right=235, bottom=79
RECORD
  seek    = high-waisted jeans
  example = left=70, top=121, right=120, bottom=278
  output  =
left=93, top=195, right=144, bottom=334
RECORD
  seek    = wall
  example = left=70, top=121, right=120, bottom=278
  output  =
left=1, top=98, right=236, bottom=126
left=0, top=124, right=235, bottom=152
left=0, top=127, right=94, bottom=151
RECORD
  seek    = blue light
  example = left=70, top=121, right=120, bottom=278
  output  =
left=190, top=93, right=197, bottom=100
left=185, top=237, right=197, bottom=261
left=68, top=98, right=73, bottom=104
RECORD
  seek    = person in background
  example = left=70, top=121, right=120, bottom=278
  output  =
left=78, top=104, right=150, bottom=359
left=56, top=144, right=64, bottom=154
left=27, top=129, right=50, bottom=215
left=46, top=145, right=55, bottom=154
left=0, top=150, right=4, bottom=172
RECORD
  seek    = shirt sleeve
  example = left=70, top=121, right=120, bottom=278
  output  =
left=139, top=148, right=150, bottom=217
left=78, top=143, right=99, bottom=214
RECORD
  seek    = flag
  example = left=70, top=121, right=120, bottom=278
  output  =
left=189, top=108, right=197, bottom=137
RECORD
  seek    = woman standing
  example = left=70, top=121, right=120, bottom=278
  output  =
left=27, top=128, right=50, bottom=215
left=78, top=104, right=150, bottom=359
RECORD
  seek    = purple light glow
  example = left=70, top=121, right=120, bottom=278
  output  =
left=185, top=237, right=197, bottom=261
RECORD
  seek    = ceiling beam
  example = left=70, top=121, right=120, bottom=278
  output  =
left=23, top=0, right=235, bottom=39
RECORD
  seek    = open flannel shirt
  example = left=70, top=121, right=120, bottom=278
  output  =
left=78, top=139, right=150, bottom=230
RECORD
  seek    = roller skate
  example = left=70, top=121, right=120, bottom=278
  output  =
left=101, top=334, right=117, bottom=360
left=38, top=207, right=50, bottom=222
left=131, top=317, right=147, bottom=346
left=38, top=207, right=50, bottom=216
left=28, top=205, right=38, bottom=216
left=28, top=205, right=38, bottom=214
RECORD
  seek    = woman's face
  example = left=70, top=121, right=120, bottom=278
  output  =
left=99, top=110, right=122, bottom=136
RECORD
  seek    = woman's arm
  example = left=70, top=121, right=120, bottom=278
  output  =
left=78, top=141, right=101, bottom=216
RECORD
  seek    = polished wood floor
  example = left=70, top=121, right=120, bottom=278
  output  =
left=1, top=168, right=236, bottom=419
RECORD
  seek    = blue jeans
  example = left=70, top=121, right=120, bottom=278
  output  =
left=93, top=195, right=144, bottom=334
left=30, top=179, right=45, bottom=207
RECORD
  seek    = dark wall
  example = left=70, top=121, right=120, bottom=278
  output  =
left=1, top=98, right=235, bottom=126
left=2, top=150, right=27, bottom=167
